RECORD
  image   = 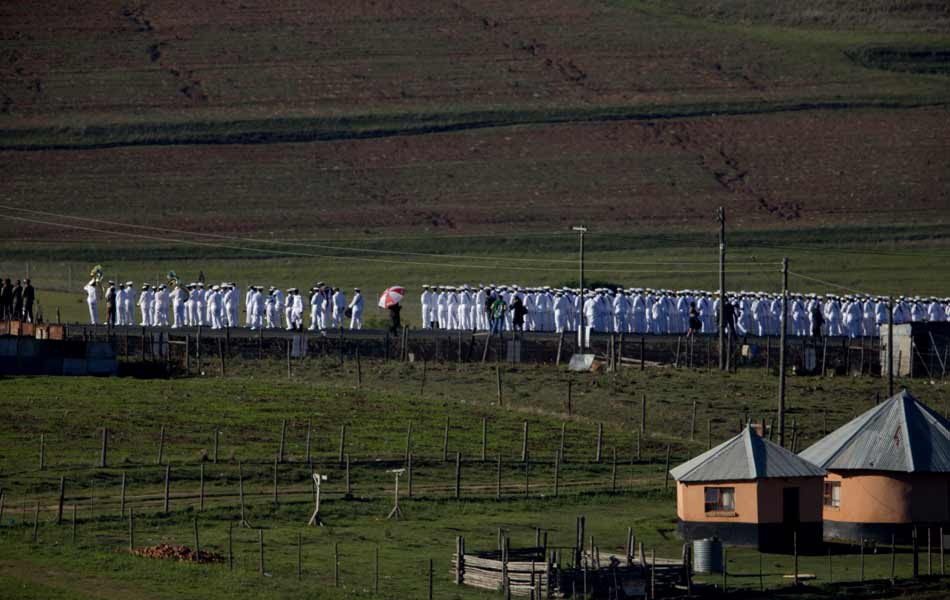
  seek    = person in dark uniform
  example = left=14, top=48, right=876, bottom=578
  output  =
left=721, top=299, right=738, bottom=338
left=22, top=279, right=35, bottom=323
left=687, top=301, right=701, bottom=338
left=388, top=301, right=402, bottom=334
left=810, top=304, right=825, bottom=341
left=0, top=278, right=11, bottom=319
left=104, top=281, right=117, bottom=326
left=510, top=295, right=528, bottom=333
left=12, top=279, right=23, bottom=320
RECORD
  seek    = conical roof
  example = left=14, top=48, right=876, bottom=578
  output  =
left=799, top=390, right=950, bottom=473
left=670, top=425, right=825, bottom=483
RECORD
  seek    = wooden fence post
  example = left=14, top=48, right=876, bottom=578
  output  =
left=554, top=450, right=560, bottom=498
left=305, top=418, right=312, bottom=466
left=405, top=421, right=413, bottom=463
left=595, top=423, right=603, bottom=463
left=722, top=545, right=727, bottom=593
left=213, top=428, right=219, bottom=464
left=481, top=417, right=487, bottom=462
left=163, top=465, right=170, bottom=514
left=259, top=529, right=265, bottom=576
left=408, top=452, right=413, bottom=498
left=39, top=434, right=45, bottom=471
left=455, top=452, right=461, bottom=499
left=345, top=454, right=351, bottom=497
left=99, top=427, right=108, bottom=468
left=120, top=472, right=126, bottom=516
left=278, top=419, right=287, bottom=463
left=664, top=445, right=672, bottom=491
left=690, top=400, right=697, bottom=441
left=521, top=421, right=529, bottom=463
left=238, top=461, right=249, bottom=527
left=334, top=542, right=340, bottom=586
left=611, top=448, right=617, bottom=492
left=560, top=423, right=567, bottom=464
left=890, top=533, right=896, bottom=582
left=496, top=366, right=503, bottom=406
left=428, top=558, right=434, bottom=600
left=443, top=417, right=450, bottom=462
left=199, top=463, right=205, bottom=511
left=157, top=425, right=165, bottom=465
left=338, top=424, right=346, bottom=466
left=524, top=451, right=530, bottom=497
left=31, top=501, right=38, bottom=542
left=193, top=514, right=200, bottom=558
left=128, top=508, right=134, bottom=552
left=455, top=536, right=464, bottom=585
left=54, top=476, right=65, bottom=525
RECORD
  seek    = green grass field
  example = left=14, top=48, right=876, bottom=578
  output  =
left=2, top=360, right=950, bottom=598
left=4, top=222, right=949, bottom=327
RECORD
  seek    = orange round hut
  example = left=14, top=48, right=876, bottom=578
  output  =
left=671, top=425, right=826, bottom=552
left=799, top=390, right=950, bottom=543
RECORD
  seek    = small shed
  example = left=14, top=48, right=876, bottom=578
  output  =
left=671, top=425, right=826, bottom=552
left=799, top=389, right=950, bottom=543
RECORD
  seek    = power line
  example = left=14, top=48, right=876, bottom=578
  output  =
left=788, top=271, right=872, bottom=296
left=2, top=205, right=766, bottom=266
left=6, top=214, right=778, bottom=276
left=737, top=240, right=950, bottom=260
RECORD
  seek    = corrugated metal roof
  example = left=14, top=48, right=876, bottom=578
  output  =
left=799, top=390, right=950, bottom=473
left=670, top=426, right=825, bottom=483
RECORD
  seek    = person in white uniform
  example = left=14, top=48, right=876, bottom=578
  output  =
left=348, top=287, right=364, bottom=330
left=83, top=278, right=99, bottom=325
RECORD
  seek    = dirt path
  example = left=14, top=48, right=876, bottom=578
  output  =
left=0, top=559, right=159, bottom=600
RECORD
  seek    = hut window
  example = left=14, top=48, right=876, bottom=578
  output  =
left=823, top=482, right=841, bottom=509
left=704, top=487, right=735, bottom=513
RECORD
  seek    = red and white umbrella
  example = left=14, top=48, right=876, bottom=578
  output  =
left=378, top=286, right=406, bottom=309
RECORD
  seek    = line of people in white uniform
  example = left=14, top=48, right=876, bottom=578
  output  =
left=418, top=284, right=950, bottom=338
left=83, top=279, right=950, bottom=338
left=85, top=281, right=364, bottom=332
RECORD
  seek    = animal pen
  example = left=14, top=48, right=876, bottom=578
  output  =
left=452, top=521, right=689, bottom=598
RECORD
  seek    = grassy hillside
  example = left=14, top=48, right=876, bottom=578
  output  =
left=1, top=363, right=947, bottom=598
left=650, top=0, right=950, bottom=33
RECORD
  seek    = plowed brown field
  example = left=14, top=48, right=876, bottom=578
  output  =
left=1, top=0, right=948, bottom=242
left=3, top=106, right=948, bottom=240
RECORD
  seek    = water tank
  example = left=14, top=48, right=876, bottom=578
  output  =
left=692, top=538, right=723, bottom=574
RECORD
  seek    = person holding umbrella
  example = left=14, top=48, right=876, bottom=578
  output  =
left=379, top=286, right=406, bottom=334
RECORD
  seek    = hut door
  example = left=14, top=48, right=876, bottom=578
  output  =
left=783, top=487, right=800, bottom=526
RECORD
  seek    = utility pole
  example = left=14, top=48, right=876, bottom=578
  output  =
left=888, top=297, right=895, bottom=397
left=717, top=207, right=726, bottom=370
left=778, top=258, right=788, bottom=447
left=573, top=226, right=588, bottom=350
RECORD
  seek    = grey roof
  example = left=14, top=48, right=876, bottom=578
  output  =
left=799, top=390, right=950, bottom=473
left=670, top=426, right=825, bottom=483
